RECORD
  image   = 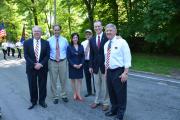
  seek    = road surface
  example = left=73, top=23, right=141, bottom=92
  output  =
left=0, top=54, right=180, bottom=120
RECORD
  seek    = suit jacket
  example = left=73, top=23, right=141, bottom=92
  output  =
left=89, top=33, right=108, bottom=74
left=67, top=44, right=85, bottom=67
left=23, top=38, right=50, bottom=73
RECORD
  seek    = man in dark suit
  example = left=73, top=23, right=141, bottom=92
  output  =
left=24, top=26, right=50, bottom=109
left=89, top=21, right=109, bottom=111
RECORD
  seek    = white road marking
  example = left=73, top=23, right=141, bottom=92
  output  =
left=129, top=73, right=180, bottom=84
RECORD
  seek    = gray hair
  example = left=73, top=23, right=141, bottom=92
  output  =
left=105, top=23, right=117, bottom=30
left=32, top=26, right=42, bottom=32
left=94, top=20, right=102, bottom=26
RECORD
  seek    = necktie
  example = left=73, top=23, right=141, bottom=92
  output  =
left=56, top=38, right=60, bottom=61
left=105, top=40, right=112, bottom=69
left=97, top=35, right=100, bottom=49
left=35, top=40, right=39, bottom=63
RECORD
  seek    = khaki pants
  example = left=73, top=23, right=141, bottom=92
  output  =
left=94, top=69, right=109, bottom=105
left=48, top=59, right=68, bottom=99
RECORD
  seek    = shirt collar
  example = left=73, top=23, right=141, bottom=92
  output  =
left=96, top=32, right=103, bottom=38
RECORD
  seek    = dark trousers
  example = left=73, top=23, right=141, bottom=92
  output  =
left=17, top=48, right=22, bottom=58
left=11, top=48, right=15, bottom=57
left=7, top=47, right=10, bottom=56
left=2, top=49, right=7, bottom=60
left=27, top=70, right=47, bottom=104
left=107, top=67, right=127, bottom=119
left=84, top=60, right=92, bottom=94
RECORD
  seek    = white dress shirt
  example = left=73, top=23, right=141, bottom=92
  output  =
left=81, top=39, right=90, bottom=60
left=104, top=36, right=131, bottom=69
left=33, top=39, right=41, bottom=62
left=96, top=32, right=103, bottom=46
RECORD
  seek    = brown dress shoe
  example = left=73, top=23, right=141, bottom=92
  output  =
left=102, top=105, right=109, bottom=111
left=90, top=103, right=100, bottom=109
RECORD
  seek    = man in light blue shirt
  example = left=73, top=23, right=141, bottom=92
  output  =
left=48, top=24, right=69, bottom=104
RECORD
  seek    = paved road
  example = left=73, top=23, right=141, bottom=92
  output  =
left=0, top=54, right=180, bottom=120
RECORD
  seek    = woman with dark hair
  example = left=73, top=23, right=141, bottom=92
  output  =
left=67, top=33, right=85, bottom=101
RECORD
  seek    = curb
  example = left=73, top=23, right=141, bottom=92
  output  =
left=129, top=69, right=180, bottom=80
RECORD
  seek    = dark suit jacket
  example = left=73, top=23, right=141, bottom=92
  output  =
left=23, top=38, right=50, bottom=73
left=67, top=45, right=85, bottom=67
left=89, top=33, right=108, bottom=74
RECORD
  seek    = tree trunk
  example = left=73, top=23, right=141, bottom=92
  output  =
left=31, top=0, right=38, bottom=25
left=67, top=0, right=71, bottom=37
left=110, top=0, right=119, bottom=33
left=83, top=0, right=97, bottom=33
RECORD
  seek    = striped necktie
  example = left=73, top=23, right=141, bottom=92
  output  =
left=35, top=40, right=39, bottom=63
left=56, top=38, right=60, bottom=61
left=105, top=40, right=112, bottom=69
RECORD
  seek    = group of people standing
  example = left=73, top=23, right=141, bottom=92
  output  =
left=23, top=20, right=131, bottom=120
left=1, top=41, right=22, bottom=60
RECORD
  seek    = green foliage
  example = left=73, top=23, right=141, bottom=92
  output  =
left=143, top=0, right=177, bottom=44
left=0, top=0, right=179, bottom=54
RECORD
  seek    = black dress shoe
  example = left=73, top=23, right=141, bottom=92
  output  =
left=105, top=111, right=117, bottom=116
left=114, top=116, right=123, bottom=120
left=62, top=97, right=68, bottom=102
left=39, top=102, right=47, bottom=108
left=84, top=93, right=92, bottom=97
left=28, top=103, right=37, bottom=110
left=53, top=99, right=59, bottom=104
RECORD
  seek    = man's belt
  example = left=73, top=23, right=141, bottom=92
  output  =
left=50, top=58, right=65, bottom=62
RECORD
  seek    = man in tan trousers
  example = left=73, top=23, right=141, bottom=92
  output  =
left=48, top=24, right=69, bottom=104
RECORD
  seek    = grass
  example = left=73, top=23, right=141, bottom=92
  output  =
left=131, top=53, right=180, bottom=75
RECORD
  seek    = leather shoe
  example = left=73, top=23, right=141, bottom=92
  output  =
left=105, top=111, right=117, bottom=116
left=102, top=105, right=109, bottom=111
left=39, top=102, right=47, bottom=108
left=84, top=93, right=92, bottom=97
left=90, top=103, right=100, bottom=109
left=62, top=97, right=68, bottom=102
left=28, top=103, right=37, bottom=110
left=114, top=116, right=123, bottom=120
left=53, top=99, right=59, bottom=104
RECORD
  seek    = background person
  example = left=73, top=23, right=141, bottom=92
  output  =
left=10, top=42, right=15, bottom=57
left=16, top=41, right=23, bottom=58
left=81, top=29, right=94, bottom=97
left=1, top=41, right=7, bottom=60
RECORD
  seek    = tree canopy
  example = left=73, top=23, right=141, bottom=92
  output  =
left=0, top=0, right=179, bottom=54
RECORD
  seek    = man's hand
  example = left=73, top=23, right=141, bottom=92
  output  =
left=119, top=72, right=128, bottom=83
left=89, top=68, right=93, bottom=74
left=34, top=63, right=43, bottom=70
left=73, top=64, right=79, bottom=69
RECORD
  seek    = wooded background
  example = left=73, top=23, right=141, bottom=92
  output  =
left=0, top=0, right=180, bottom=55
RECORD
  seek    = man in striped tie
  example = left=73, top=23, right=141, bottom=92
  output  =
left=104, top=23, right=131, bottom=120
left=24, top=26, right=50, bottom=110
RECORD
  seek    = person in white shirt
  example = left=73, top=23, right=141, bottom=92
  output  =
left=81, top=29, right=94, bottom=97
left=7, top=41, right=11, bottom=56
left=1, top=42, right=7, bottom=60
left=10, top=42, right=15, bottom=57
left=16, top=41, right=23, bottom=58
left=104, top=23, right=131, bottom=120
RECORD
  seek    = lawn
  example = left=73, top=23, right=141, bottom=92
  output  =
left=131, top=53, right=180, bottom=75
